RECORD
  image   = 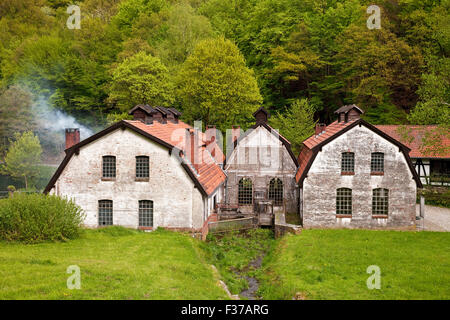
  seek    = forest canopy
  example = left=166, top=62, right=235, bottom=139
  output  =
left=0, top=0, right=448, bottom=156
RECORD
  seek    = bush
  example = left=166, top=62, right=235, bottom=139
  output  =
left=417, top=186, right=450, bottom=208
left=0, top=193, right=85, bottom=243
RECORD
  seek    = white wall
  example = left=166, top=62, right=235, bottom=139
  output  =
left=303, top=125, right=417, bottom=229
left=51, top=128, right=205, bottom=229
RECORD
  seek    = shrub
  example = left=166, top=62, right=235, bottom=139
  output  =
left=417, top=187, right=450, bottom=208
left=0, top=193, right=85, bottom=243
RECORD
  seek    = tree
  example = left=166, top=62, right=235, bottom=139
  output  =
left=0, top=85, right=35, bottom=149
left=176, top=37, right=262, bottom=131
left=269, top=98, right=316, bottom=154
left=107, top=52, right=174, bottom=112
left=1, top=131, right=42, bottom=189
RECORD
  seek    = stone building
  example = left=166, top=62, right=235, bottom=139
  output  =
left=45, top=105, right=226, bottom=231
left=295, top=105, right=422, bottom=230
left=223, top=107, right=298, bottom=220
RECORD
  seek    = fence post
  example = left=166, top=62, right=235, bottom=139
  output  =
left=420, top=195, right=425, bottom=219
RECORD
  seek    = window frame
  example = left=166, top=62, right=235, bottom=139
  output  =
left=138, top=200, right=154, bottom=228
left=268, top=178, right=283, bottom=206
left=135, top=155, right=150, bottom=181
left=372, top=188, right=389, bottom=217
left=98, top=200, right=113, bottom=226
left=238, top=178, right=253, bottom=205
left=102, top=155, right=116, bottom=180
left=336, top=188, right=352, bottom=216
left=371, top=152, right=384, bottom=175
left=341, top=152, right=355, bottom=175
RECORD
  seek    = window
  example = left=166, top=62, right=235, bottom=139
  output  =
left=136, top=156, right=149, bottom=178
left=372, top=188, right=389, bottom=216
left=371, top=153, right=384, bottom=173
left=268, top=178, right=283, bottom=205
left=139, top=200, right=153, bottom=227
left=336, top=188, right=352, bottom=215
left=238, top=178, right=253, bottom=205
left=102, top=156, right=116, bottom=178
left=98, top=200, right=113, bottom=226
left=341, top=152, right=354, bottom=174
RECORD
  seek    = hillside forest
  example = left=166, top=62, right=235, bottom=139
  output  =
left=0, top=0, right=449, bottom=166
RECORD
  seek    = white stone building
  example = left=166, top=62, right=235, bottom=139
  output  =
left=45, top=106, right=226, bottom=231
left=296, top=105, right=422, bottom=230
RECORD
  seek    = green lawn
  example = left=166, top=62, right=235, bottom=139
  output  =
left=0, top=227, right=228, bottom=300
left=259, top=229, right=450, bottom=300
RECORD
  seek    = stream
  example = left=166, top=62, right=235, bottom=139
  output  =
left=239, top=254, right=264, bottom=300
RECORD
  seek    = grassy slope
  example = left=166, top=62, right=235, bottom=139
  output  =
left=259, top=229, right=450, bottom=300
left=0, top=227, right=227, bottom=300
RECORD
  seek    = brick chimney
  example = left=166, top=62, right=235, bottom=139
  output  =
left=185, top=128, right=200, bottom=170
left=206, top=125, right=217, bottom=157
left=65, top=128, right=80, bottom=149
left=315, top=123, right=326, bottom=136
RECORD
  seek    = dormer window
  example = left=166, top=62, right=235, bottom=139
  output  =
left=341, top=152, right=355, bottom=175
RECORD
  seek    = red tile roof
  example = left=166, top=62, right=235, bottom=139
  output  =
left=303, top=119, right=358, bottom=149
left=45, top=120, right=226, bottom=196
left=375, top=125, right=450, bottom=159
left=125, top=120, right=226, bottom=195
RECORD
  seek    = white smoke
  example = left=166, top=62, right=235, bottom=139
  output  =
left=32, top=97, right=94, bottom=141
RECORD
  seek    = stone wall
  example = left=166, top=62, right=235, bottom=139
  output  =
left=302, top=125, right=417, bottom=230
left=225, top=126, right=298, bottom=214
left=51, top=128, right=209, bottom=230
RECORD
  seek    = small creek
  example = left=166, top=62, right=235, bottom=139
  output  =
left=238, top=254, right=264, bottom=300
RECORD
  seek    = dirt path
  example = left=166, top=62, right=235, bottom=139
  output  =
left=416, top=204, right=450, bottom=232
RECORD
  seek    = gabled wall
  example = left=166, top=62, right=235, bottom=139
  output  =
left=51, top=128, right=205, bottom=230
left=225, top=126, right=298, bottom=213
left=302, top=125, right=417, bottom=229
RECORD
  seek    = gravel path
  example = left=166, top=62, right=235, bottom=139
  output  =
left=416, top=204, right=450, bottom=232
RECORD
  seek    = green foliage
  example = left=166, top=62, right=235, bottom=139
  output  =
left=0, top=85, right=35, bottom=155
left=0, top=229, right=228, bottom=299
left=108, top=52, right=174, bottom=112
left=259, top=230, right=450, bottom=299
left=0, top=193, right=85, bottom=243
left=204, top=229, right=274, bottom=295
left=418, top=187, right=450, bottom=208
left=177, top=37, right=262, bottom=130
left=269, top=99, right=316, bottom=153
left=1, top=131, right=42, bottom=189
left=0, top=0, right=449, bottom=144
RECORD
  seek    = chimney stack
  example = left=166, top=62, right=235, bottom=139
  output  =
left=65, top=128, right=80, bottom=149
left=315, top=123, right=326, bottom=136
left=185, top=128, right=200, bottom=170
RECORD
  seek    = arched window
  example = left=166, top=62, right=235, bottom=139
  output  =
left=336, top=188, right=352, bottom=215
left=268, top=178, right=283, bottom=205
left=372, top=188, right=389, bottom=216
left=238, top=178, right=253, bottom=205
left=139, top=200, right=154, bottom=227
